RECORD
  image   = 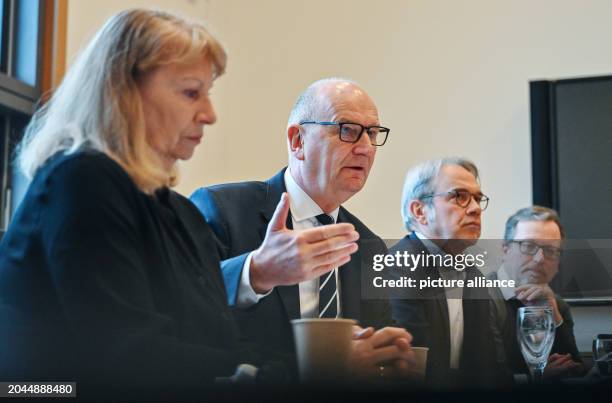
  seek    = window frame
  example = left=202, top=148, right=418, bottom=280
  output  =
left=0, top=0, right=65, bottom=230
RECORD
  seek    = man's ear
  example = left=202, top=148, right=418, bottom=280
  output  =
left=502, top=242, right=509, bottom=254
left=410, top=200, right=428, bottom=225
left=288, top=125, right=305, bottom=160
left=501, top=242, right=510, bottom=255
left=500, top=242, right=511, bottom=265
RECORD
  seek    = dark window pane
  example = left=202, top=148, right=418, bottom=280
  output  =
left=0, top=0, right=4, bottom=69
left=0, top=0, right=7, bottom=73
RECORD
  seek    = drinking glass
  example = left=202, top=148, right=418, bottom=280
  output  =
left=592, top=334, right=612, bottom=360
left=516, top=306, right=556, bottom=384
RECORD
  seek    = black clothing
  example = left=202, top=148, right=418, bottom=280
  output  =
left=388, top=233, right=505, bottom=388
left=0, top=150, right=259, bottom=388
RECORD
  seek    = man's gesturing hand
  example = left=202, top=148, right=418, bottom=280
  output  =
left=250, top=193, right=359, bottom=293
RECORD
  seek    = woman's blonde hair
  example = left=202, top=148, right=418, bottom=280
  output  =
left=18, top=8, right=226, bottom=192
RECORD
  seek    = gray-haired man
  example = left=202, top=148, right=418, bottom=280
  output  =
left=389, top=157, right=503, bottom=387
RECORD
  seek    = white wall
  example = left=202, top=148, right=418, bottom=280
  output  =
left=66, top=0, right=612, bottom=239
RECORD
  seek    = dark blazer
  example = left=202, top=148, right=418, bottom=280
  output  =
left=388, top=233, right=504, bottom=387
left=0, top=151, right=259, bottom=390
left=488, top=271, right=584, bottom=376
left=190, top=168, right=392, bottom=355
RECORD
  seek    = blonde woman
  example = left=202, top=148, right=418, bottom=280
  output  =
left=0, top=9, right=263, bottom=389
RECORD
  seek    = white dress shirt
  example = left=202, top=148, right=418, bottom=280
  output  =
left=414, top=232, right=465, bottom=370
left=236, top=169, right=340, bottom=318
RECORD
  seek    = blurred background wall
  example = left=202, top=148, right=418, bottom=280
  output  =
left=66, top=0, right=612, bottom=240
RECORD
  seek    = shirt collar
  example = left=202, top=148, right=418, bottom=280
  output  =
left=497, top=264, right=517, bottom=300
left=414, top=231, right=445, bottom=256
left=284, top=169, right=339, bottom=224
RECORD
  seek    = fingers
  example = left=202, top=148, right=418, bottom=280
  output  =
left=558, top=359, right=577, bottom=368
left=308, top=243, right=358, bottom=271
left=349, top=333, right=416, bottom=380
left=516, top=284, right=554, bottom=303
left=550, top=359, right=579, bottom=372
left=370, top=327, right=413, bottom=348
left=391, top=353, right=417, bottom=377
left=289, top=224, right=359, bottom=278
left=516, top=284, right=540, bottom=294
left=524, top=288, right=542, bottom=302
left=516, top=287, right=535, bottom=301
left=547, top=354, right=577, bottom=373
left=548, top=353, right=564, bottom=362
left=267, top=193, right=290, bottom=233
left=301, top=223, right=358, bottom=243
left=515, top=284, right=532, bottom=293
left=516, top=285, right=543, bottom=302
left=551, top=354, right=573, bottom=366
left=307, top=239, right=361, bottom=279
left=394, top=336, right=412, bottom=351
left=393, top=342, right=414, bottom=364
left=367, top=344, right=412, bottom=365
left=515, top=285, right=530, bottom=301
left=353, top=326, right=374, bottom=340
left=306, top=231, right=360, bottom=256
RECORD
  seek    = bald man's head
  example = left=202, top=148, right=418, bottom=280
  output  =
left=285, top=78, right=381, bottom=212
left=287, top=78, right=376, bottom=126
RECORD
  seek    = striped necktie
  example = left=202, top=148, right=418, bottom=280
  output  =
left=315, top=214, right=338, bottom=318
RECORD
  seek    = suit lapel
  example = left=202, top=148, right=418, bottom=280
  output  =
left=337, top=208, right=361, bottom=320
left=431, top=270, right=450, bottom=351
left=262, top=168, right=301, bottom=320
left=408, top=232, right=450, bottom=352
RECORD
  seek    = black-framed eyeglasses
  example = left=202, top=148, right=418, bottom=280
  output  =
left=509, top=240, right=562, bottom=260
left=299, top=121, right=390, bottom=146
left=421, top=189, right=489, bottom=210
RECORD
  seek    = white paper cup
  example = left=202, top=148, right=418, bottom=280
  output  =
left=409, top=346, right=429, bottom=382
left=291, top=318, right=356, bottom=383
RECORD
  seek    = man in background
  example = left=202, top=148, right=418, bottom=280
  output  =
left=489, top=206, right=583, bottom=380
left=389, top=157, right=502, bottom=387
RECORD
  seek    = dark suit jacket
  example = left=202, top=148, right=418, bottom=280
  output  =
left=388, top=233, right=505, bottom=387
left=190, top=168, right=392, bottom=355
left=488, top=272, right=584, bottom=376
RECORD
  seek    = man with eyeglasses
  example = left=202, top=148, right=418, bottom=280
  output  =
left=489, top=206, right=583, bottom=380
left=190, top=78, right=415, bottom=381
left=388, top=157, right=504, bottom=387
